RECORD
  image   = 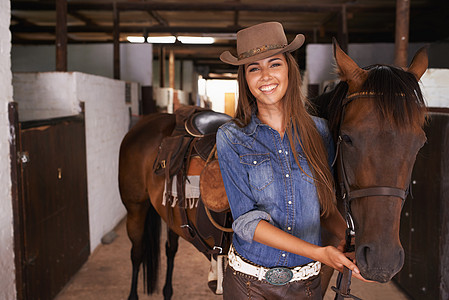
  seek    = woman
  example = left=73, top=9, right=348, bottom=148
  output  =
left=216, top=22, right=365, bottom=299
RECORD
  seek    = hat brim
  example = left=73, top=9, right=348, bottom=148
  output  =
left=220, top=34, right=305, bottom=66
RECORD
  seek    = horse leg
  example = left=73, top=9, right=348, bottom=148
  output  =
left=126, top=200, right=161, bottom=300
left=163, top=228, right=179, bottom=300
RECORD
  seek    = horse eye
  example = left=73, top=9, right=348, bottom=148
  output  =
left=341, top=134, right=353, bottom=145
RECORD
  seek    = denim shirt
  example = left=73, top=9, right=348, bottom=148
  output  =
left=216, top=113, right=335, bottom=268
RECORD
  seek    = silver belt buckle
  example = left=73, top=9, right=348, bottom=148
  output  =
left=265, top=267, right=293, bottom=285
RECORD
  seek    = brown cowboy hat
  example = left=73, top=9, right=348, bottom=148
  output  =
left=220, top=22, right=305, bottom=66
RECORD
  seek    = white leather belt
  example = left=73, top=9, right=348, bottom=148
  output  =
left=228, top=246, right=321, bottom=285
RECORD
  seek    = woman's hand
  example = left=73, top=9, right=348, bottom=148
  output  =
left=317, top=246, right=373, bottom=282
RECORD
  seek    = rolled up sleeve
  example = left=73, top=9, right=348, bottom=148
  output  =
left=216, top=127, right=272, bottom=243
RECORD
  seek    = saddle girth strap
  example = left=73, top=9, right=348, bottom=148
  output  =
left=176, top=172, right=221, bottom=257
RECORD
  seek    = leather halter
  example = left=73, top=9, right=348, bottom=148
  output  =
left=332, top=91, right=409, bottom=300
left=336, top=91, right=409, bottom=220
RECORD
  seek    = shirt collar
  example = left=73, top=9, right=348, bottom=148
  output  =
left=241, top=112, right=264, bottom=136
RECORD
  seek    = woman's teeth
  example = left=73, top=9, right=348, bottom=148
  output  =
left=260, top=84, right=277, bottom=92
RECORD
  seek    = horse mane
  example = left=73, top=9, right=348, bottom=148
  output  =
left=311, top=64, right=427, bottom=139
left=361, top=64, right=427, bottom=130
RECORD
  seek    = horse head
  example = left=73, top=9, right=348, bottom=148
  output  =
left=330, top=41, right=428, bottom=282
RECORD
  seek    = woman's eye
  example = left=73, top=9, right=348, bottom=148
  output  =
left=270, top=63, right=281, bottom=68
left=248, top=67, right=259, bottom=72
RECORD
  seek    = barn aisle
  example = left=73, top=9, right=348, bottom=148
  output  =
left=55, top=218, right=410, bottom=300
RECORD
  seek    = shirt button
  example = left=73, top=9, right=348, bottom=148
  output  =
left=285, top=174, right=289, bottom=178
left=288, top=201, right=292, bottom=205
left=278, top=149, right=282, bottom=153
left=285, top=151, right=288, bottom=155
left=282, top=253, right=286, bottom=257
left=287, top=227, right=292, bottom=231
left=253, top=161, right=257, bottom=164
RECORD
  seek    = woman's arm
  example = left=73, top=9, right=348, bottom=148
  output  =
left=253, top=220, right=370, bottom=282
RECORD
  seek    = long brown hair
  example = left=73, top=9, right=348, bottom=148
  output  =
left=234, top=52, right=336, bottom=217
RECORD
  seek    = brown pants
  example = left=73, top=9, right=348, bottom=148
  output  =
left=223, top=264, right=322, bottom=300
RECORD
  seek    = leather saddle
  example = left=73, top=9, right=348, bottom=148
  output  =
left=153, top=106, right=231, bottom=176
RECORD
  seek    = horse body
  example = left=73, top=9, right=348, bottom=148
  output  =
left=119, top=111, right=228, bottom=300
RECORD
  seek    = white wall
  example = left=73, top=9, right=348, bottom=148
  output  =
left=421, top=69, right=449, bottom=108
left=12, top=72, right=80, bottom=121
left=11, top=43, right=152, bottom=86
left=306, top=42, right=426, bottom=87
left=12, top=72, right=137, bottom=251
left=205, top=80, right=238, bottom=113
left=75, top=72, right=129, bottom=249
left=306, top=43, right=449, bottom=108
left=0, top=0, right=15, bottom=299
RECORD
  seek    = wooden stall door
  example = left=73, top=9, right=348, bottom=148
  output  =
left=19, top=117, right=90, bottom=300
left=395, top=110, right=449, bottom=300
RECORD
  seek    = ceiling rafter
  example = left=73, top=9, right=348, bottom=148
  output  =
left=11, top=1, right=398, bottom=12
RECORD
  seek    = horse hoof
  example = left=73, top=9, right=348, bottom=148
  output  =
left=208, top=280, right=217, bottom=294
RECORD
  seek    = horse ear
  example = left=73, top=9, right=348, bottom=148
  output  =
left=332, top=37, right=368, bottom=92
left=407, top=47, right=428, bottom=81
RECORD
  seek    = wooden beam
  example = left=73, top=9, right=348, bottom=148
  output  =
left=55, top=0, right=67, bottom=71
left=337, top=5, right=348, bottom=53
left=68, top=10, right=97, bottom=27
left=113, top=2, right=120, bottom=79
left=169, top=50, right=175, bottom=89
left=394, top=0, right=410, bottom=67
left=159, top=47, right=165, bottom=88
left=12, top=1, right=398, bottom=12
left=147, top=10, right=168, bottom=26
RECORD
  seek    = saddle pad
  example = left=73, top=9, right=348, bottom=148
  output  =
left=163, top=175, right=200, bottom=209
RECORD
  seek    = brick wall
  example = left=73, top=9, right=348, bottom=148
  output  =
left=0, top=0, right=15, bottom=298
left=421, top=69, right=449, bottom=108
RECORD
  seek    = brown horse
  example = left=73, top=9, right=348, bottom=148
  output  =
left=118, top=42, right=428, bottom=300
left=315, top=41, right=428, bottom=290
left=119, top=109, right=232, bottom=300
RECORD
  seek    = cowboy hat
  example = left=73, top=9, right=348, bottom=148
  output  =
left=220, top=22, right=305, bottom=66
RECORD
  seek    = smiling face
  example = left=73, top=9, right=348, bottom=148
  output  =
left=244, top=53, right=289, bottom=110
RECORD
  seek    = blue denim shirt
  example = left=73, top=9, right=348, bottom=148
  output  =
left=216, top=113, right=334, bottom=268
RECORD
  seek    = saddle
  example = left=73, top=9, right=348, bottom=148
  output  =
left=153, top=105, right=233, bottom=258
left=154, top=105, right=231, bottom=177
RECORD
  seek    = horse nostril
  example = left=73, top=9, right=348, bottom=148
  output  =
left=356, top=244, right=370, bottom=269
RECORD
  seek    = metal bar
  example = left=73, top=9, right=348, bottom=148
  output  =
left=394, top=0, right=410, bottom=67
left=55, top=0, right=67, bottom=71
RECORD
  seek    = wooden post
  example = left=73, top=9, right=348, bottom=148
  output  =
left=55, top=0, right=67, bottom=71
left=159, top=47, right=165, bottom=88
left=337, top=5, right=348, bottom=53
left=169, top=50, right=175, bottom=89
left=394, top=0, right=410, bottom=67
left=113, top=2, right=120, bottom=79
left=180, top=59, right=184, bottom=90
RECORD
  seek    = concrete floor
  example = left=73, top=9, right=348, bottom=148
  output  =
left=55, top=218, right=411, bottom=300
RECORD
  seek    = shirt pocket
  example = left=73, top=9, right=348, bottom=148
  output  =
left=240, top=153, right=273, bottom=191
